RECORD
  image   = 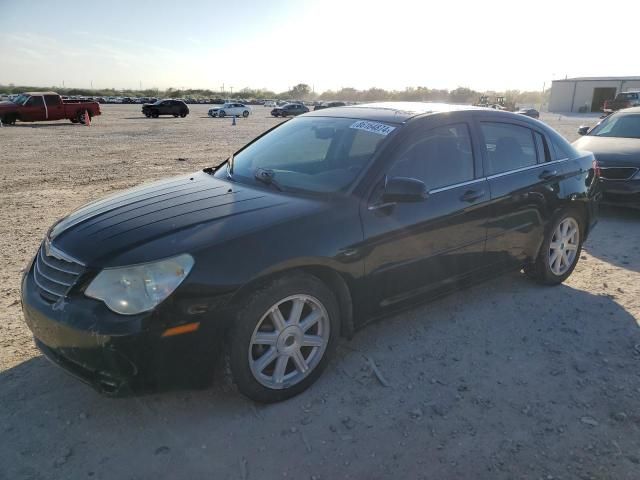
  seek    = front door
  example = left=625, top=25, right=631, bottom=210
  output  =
left=361, top=120, right=490, bottom=310
left=22, top=95, right=46, bottom=121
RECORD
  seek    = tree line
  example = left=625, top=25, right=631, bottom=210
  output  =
left=0, top=83, right=548, bottom=105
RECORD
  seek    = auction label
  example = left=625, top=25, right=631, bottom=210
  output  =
left=350, top=120, right=396, bottom=136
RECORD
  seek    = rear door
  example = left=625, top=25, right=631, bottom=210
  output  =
left=44, top=95, right=64, bottom=120
left=478, top=116, right=566, bottom=266
left=361, top=117, right=490, bottom=310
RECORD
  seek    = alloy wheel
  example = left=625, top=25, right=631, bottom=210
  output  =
left=248, top=294, right=330, bottom=389
left=549, top=217, right=579, bottom=276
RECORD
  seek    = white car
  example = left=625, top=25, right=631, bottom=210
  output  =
left=208, top=103, right=251, bottom=118
left=263, top=100, right=276, bottom=107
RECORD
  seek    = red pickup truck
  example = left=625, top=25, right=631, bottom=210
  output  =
left=603, top=91, right=640, bottom=113
left=0, top=92, right=101, bottom=125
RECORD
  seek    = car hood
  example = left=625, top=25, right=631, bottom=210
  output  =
left=573, top=136, right=640, bottom=167
left=48, top=171, right=320, bottom=266
left=0, top=101, right=16, bottom=110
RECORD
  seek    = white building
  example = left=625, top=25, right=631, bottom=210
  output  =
left=548, top=76, right=640, bottom=113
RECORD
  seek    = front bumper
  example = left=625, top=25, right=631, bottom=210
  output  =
left=599, top=178, right=640, bottom=209
left=21, top=266, right=222, bottom=395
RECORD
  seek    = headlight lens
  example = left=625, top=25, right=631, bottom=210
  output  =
left=85, top=254, right=194, bottom=315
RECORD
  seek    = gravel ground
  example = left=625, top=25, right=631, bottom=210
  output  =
left=1, top=105, right=639, bottom=479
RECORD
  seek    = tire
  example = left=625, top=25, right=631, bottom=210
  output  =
left=242, top=110, right=249, bottom=118
left=218, top=110, right=226, bottom=118
left=145, top=113, right=151, bottom=118
left=280, top=111, right=288, bottom=117
left=152, top=111, right=159, bottom=118
left=5, top=114, right=17, bottom=125
left=180, top=113, right=187, bottom=118
left=70, top=118, right=79, bottom=123
left=525, top=209, right=584, bottom=285
left=77, top=111, right=86, bottom=124
left=229, top=272, right=340, bottom=403
left=173, top=114, right=179, bottom=118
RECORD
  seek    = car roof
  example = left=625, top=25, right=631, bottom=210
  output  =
left=24, top=91, right=58, bottom=96
left=617, top=106, right=640, bottom=113
left=304, top=101, right=486, bottom=123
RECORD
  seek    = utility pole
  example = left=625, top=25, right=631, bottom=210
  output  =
left=230, top=86, right=233, bottom=97
left=221, top=84, right=224, bottom=96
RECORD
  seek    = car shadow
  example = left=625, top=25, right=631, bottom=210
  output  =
left=1, top=274, right=639, bottom=479
left=583, top=205, right=640, bottom=273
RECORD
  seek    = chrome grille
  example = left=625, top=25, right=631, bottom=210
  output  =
left=33, top=243, right=84, bottom=302
left=599, top=167, right=638, bottom=180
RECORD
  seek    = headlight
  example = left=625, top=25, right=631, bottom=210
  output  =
left=85, top=254, right=194, bottom=315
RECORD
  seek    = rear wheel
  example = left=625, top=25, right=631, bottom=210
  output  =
left=242, top=110, right=249, bottom=118
left=525, top=210, right=583, bottom=285
left=229, top=273, right=340, bottom=403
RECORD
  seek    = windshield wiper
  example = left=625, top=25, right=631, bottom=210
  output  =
left=254, top=168, right=284, bottom=192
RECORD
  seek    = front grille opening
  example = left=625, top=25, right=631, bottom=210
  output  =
left=33, top=244, right=84, bottom=302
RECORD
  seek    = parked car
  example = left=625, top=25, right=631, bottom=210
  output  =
left=603, top=91, right=640, bottom=113
left=0, top=92, right=101, bottom=125
left=21, top=103, right=599, bottom=403
left=516, top=107, right=540, bottom=119
left=574, top=107, right=640, bottom=208
left=314, top=101, right=347, bottom=111
left=263, top=100, right=277, bottom=107
left=142, top=99, right=189, bottom=118
left=271, top=103, right=309, bottom=117
left=208, top=103, right=251, bottom=118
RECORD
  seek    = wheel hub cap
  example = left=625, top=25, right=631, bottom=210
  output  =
left=548, top=217, right=579, bottom=276
left=248, top=294, right=330, bottom=390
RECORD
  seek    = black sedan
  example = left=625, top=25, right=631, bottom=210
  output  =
left=573, top=107, right=640, bottom=209
left=516, top=108, right=540, bottom=119
left=142, top=99, right=189, bottom=118
left=271, top=103, right=309, bottom=117
left=22, top=103, right=599, bottom=403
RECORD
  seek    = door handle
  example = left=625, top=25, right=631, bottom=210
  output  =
left=539, top=169, right=558, bottom=180
left=459, top=189, right=485, bottom=203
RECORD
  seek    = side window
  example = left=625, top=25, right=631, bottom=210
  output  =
left=27, top=96, right=44, bottom=107
left=481, top=122, right=537, bottom=175
left=550, top=137, right=573, bottom=160
left=44, top=95, right=59, bottom=106
left=533, top=131, right=550, bottom=163
left=388, top=123, right=475, bottom=191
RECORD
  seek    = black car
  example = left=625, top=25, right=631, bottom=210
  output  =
left=271, top=103, right=309, bottom=117
left=21, top=103, right=599, bottom=403
left=516, top=108, right=540, bottom=119
left=574, top=106, right=640, bottom=208
left=314, top=101, right=347, bottom=111
left=142, top=99, right=189, bottom=118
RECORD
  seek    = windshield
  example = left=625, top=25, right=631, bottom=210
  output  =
left=12, top=94, right=30, bottom=106
left=216, top=116, right=396, bottom=193
left=589, top=114, right=640, bottom=139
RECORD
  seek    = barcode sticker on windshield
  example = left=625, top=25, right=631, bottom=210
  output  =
left=350, top=120, right=396, bottom=136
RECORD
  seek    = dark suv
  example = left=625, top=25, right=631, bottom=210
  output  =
left=142, top=99, right=189, bottom=118
left=314, top=101, right=346, bottom=111
left=271, top=103, right=309, bottom=117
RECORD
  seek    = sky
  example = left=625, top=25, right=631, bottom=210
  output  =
left=0, top=0, right=638, bottom=93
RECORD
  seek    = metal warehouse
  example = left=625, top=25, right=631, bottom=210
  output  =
left=548, top=76, right=640, bottom=113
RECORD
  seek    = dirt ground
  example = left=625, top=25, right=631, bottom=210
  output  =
left=1, top=105, right=639, bottom=480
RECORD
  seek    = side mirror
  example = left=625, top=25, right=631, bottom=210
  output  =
left=382, top=177, right=428, bottom=203
left=577, top=125, right=590, bottom=136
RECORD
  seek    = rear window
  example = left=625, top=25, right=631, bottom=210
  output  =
left=44, top=95, right=59, bottom=106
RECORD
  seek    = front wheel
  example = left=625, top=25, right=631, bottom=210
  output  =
left=218, top=110, right=226, bottom=118
left=173, top=114, right=179, bottom=118
left=229, top=273, right=340, bottom=403
left=526, top=210, right=583, bottom=285
left=180, top=112, right=187, bottom=118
